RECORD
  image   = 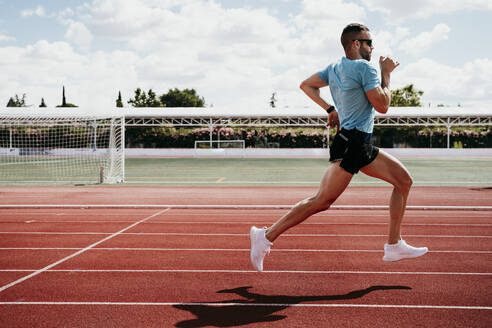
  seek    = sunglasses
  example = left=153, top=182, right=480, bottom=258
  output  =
left=354, top=39, right=373, bottom=47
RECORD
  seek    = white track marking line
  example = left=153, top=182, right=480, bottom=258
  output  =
left=2, top=212, right=491, bottom=218
left=1, top=204, right=491, bottom=211
left=3, top=220, right=491, bottom=226
left=148, top=222, right=492, bottom=226
left=0, top=247, right=490, bottom=254
left=0, top=208, right=170, bottom=293
left=0, top=269, right=490, bottom=276
left=0, top=301, right=489, bottom=310
left=0, top=232, right=490, bottom=238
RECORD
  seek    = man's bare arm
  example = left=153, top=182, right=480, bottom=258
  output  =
left=299, top=73, right=330, bottom=110
left=366, top=56, right=399, bottom=114
left=300, top=73, right=340, bottom=130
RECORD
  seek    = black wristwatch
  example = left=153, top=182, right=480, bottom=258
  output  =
left=327, top=105, right=336, bottom=114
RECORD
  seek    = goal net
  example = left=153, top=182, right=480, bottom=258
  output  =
left=0, top=113, right=125, bottom=185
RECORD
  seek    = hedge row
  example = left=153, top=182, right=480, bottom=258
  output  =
left=0, top=127, right=112, bottom=148
left=373, top=126, right=492, bottom=148
left=3, top=126, right=490, bottom=149
left=126, top=126, right=492, bottom=148
left=126, top=127, right=327, bottom=148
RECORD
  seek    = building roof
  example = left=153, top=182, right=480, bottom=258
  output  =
left=124, top=106, right=491, bottom=118
left=0, top=106, right=490, bottom=118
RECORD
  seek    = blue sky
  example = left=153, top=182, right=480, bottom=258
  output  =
left=1, top=0, right=491, bottom=110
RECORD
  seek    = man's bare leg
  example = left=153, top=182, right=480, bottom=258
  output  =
left=265, top=162, right=353, bottom=243
left=360, top=150, right=427, bottom=261
left=360, top=150, right=413, bottom=244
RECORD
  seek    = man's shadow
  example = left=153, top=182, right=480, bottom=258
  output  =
left=174, top=285, right=411, bottom=328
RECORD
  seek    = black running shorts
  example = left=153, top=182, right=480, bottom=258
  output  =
left=329, top=128, right=379, bottom=174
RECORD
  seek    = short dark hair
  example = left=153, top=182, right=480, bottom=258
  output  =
left=341, top=23, right=370, bottom=50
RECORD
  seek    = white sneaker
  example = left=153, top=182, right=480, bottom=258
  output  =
left=383, top=239, right=428, bottom=262
left=249, top=226, right=273, bottom=272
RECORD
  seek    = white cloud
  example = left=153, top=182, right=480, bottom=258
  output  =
left=377, top=27, right=410, bottom=53
left=394, top=57, right=492, bottom=107
left=64, top=21, right=93, bottom=51
left=0, top=33, right=15, bottom=42
left=84, top=0, right=164, bottom=38
left=25, top=40, right=82, bottom=62
left=394, top=27, right=411, bottom=40
left=84, top=0, right=290, bottom=50
left=21, top=5, right=47, bottom=17
left=295, top=0, right=367, bottom=28
left=76, top=0, right=299, bottom=107
left=280, top=0, right=368, bottom=75
left=294, top=0, right=367, bottom=45
left=57, top=8, right=76, bottom=24
left=0, top=40, right=141, bottom=108
left=361, top=0, right=492, bottom=20
left=399, top=23, right=451, bottom=56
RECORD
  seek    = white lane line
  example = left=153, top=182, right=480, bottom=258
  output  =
left=1, top=204, right=491, bottom=211
left=0, top=208, right=171, bottom=293
left=2, top=212, right=491, bottom=218
left=0, top=301, right=490, bottom=310
left=0, top=269, right=490, bottom=276
left=0, top=248, right=490, bottom=254
left=0, top=232, right=490, bottom=238
left=149, top=222, right=492, bottom=227
left=4, top=220, right=491, bottom=227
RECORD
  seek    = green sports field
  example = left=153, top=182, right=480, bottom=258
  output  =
left=124, top=157, right=492, bottom=187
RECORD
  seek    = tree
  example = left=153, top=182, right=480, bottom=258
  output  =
left=270, top=92, right=277, bottom=108
left=39, top=98, right=47, bottom=107
left=6, top=94, right=27, bottom=107
left=62, top=86, right=67, bottom=107
left=56, top=86, right=78, bottom=107
left=116, top=91, right=123, bottom=107
left=160, top=88, right=205, bottom=107
left=128, top=88, right=163, bottom=107
left=390, top=84, right=424, bottom=107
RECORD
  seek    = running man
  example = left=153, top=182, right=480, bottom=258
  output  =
left=250, top=23, right=428, bottom=272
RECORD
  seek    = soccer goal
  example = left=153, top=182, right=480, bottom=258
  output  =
left=194, top=140, right=245, bottom=149
left=0, top=113, right=125, bottom=185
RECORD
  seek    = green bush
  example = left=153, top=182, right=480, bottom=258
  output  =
left=125, top=127, right=329, bottom=148
left=372, top=126, right=492, bottom=148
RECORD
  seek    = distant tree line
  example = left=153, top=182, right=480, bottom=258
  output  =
left=6, top=86, right=77, bottom=108
left=390, top=84, right=423, bottom=107
left=4, top=83, right=462, bottom=110
left=6, top=94, right=27, bottom=107
left=123, top=88, right=205, bottom=107
left=5, top=87, right=205, bottom=108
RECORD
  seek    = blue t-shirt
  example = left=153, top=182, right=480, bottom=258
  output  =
left=318, top=57, right=380, bottom=133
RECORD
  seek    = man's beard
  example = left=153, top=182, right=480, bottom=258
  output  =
left=361, top=51, right=371, bottom=61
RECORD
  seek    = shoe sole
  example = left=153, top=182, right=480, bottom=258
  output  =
left=249, top=227, right=262, bottom=271
left=383, top=248, right=428, bottom=262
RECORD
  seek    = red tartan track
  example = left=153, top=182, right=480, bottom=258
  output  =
left=0, top=186, right=491, bottom=327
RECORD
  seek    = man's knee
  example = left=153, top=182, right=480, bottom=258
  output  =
left=307, top=195, right=335, bottom=212
left=397, top=173, right=413, bottom=195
